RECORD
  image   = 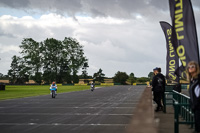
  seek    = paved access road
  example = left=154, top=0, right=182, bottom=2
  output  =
left=0, top=85, right=145, bottom=133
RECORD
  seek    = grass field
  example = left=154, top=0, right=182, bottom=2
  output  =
left=0, top=85, right=104, bottom=101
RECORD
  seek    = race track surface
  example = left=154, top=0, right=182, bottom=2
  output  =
left=0, top=85, right=145, bottom=133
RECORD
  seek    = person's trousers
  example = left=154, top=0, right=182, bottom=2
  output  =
left=153, top=92, right=162, bottom=108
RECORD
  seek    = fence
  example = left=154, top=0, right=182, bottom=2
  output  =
left=163, top=85, right=174, bottom=113
left=163, top=85, right=195, bottom=133
left=173, top=90, right=194, bottom=133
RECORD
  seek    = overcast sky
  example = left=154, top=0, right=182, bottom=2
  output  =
left=0, top=0, right=200, bottom=77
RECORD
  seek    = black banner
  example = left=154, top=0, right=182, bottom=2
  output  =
left=175, top=65, right=186, bottom=80
left=160, top=21, right=179, bottom=82
left=169, top=0, right=199, bottom=71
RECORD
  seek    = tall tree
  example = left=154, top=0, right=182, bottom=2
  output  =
left=93, top=68, right=105, bottom=83
left=62, top=37, right=87, bottom=83
left=20, top=38, right=42, bottom=84
left=8, top=55, right=30, bottom=84
left=127, top=73, right=136, bottom=85
left=113, top=71, right=129, bottom=85
left=40, top=37, right=87, bottom=83
left=0, top=73, right=3, bottom=79
left=148, top=72, right=154, bottom=80
left=41, top=38, right=62, bottom=83
left=8, top=55, right=19, bottom=84
left=81, top=62, right=89, bottom=83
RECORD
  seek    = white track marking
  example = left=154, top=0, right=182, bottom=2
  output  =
left=0, top=123, right=128, bottom=126
left=0, top=113, right=134, bottom=116
left=0, top=106, right=135, bottom=109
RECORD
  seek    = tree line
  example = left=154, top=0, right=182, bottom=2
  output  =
left=0, top=37, right=152, bottom=85
left=7, top=37, right=88, bottom=84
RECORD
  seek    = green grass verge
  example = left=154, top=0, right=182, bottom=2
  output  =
left=0, top=85, right=105, bottom=101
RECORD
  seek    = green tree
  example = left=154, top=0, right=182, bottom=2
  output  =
left=148, top=72, right=154, bottom=80
left=20, top=38, right=42, bottom=84
left=62, top=37, right=87, bottom=83
left=1, top=75, right=9, bottom=80
left=8, top=55, right=19, bottom=83
left=127, top=73, right=136, bottom=85
left=40, top=37, right=87, bottom=83
left=41, top=38, right=62, bottom=83
left=8, top=55, right=30, bottom=84
left=8, top=37, right=87, bottom=84
left=113, top=71, right=129, bottom=85
left=30, top=72, right=42, bottom=84
left=93, top=68, right=105, bottom=83
left=81, top=62, right=89, bottom=83
left=0, top=73, right=3, bottom=79
left=136, top=77, right=150, bottom=83
left=58, top=64, right=71, bottom=84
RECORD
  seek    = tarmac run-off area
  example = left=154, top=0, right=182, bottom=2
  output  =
left=0, top=85, right=145, bottom=133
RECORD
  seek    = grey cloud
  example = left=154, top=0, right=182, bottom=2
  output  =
left=0, top=31, right=16, bottom=38
left=0, top=50, right=20, bottom=75
left=0, top=0, right=30, bottom=8
left=193, top=0, right=200, bottom=7
left=149, top=0, right=170, bottom=11
left=30, top=0, right=82, bottom=16
left=0, top=0, right=200, bottom=77
left=2, top=0, right=197, bottom=18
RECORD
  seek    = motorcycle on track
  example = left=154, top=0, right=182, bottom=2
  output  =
left=50, top=87, right=57, bottom=98
left=90, top=82, right=95, bottom=91
left=50, top=82, right=57, bottom=98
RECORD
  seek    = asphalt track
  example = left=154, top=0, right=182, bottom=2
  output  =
left=0, top=85, right=145, bottom=133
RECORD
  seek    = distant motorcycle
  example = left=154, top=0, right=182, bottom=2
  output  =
left=50, top=87, right=57, bottom=98
left=91, top=84, right=95, bottom=91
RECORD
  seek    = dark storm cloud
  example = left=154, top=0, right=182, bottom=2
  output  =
left=0, top=0, right=30, bottom=8
left=2, top=0, right=196, bottom=18
left=30, top=0, right=82, bottom=16
left=1, top=0, right=199, bottom=19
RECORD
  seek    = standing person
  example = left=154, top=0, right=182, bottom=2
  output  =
left=186, top=61, right=200, bottom=133
left=152, top=67, right=165, bottom=112
left=157, top=67, right=166, bottom=107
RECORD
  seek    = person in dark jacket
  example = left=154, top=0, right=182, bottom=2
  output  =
left=157, top=67, right=166, bottom=108
left=152, top=67, right=166, bottom=112
left=186, top=61, right=200, bottom=133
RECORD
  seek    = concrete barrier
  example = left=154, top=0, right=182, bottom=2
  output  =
left=127, top=87, right=157, bottom=133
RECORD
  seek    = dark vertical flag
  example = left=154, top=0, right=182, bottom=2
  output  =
left=160, top=21, right=179, bottom=82
left=169, top=0, right=199, bottom=71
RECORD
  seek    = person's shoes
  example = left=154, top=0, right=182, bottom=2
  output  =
left=155, top=106, right=163, bottom=112
left=155, top=108, right=159, bottom=112
left=159, top=106, right=163, bottom=111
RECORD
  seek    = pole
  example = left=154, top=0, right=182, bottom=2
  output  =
left=174, top=101, right=179, bottom=133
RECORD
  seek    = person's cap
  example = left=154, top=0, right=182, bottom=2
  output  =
left=153, top=67, right=159, bottom=71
